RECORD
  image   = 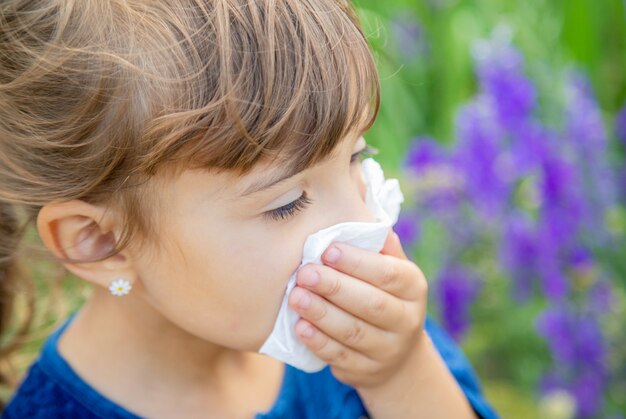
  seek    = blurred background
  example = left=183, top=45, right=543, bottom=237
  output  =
left=355, top=0, right=626, bottom=417
left=2, top=1, right=624, bottom=418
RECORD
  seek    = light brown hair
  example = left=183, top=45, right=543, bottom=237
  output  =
left=0, top=0, right=379, bottom=406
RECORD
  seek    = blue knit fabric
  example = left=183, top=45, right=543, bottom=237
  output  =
left=3, top=313, right=498, bottom=418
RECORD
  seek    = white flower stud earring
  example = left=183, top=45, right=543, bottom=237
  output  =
left=109, top=278, right=132, bottom=296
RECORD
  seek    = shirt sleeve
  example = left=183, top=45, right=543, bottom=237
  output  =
left=424, top=315, right=500, bottom=419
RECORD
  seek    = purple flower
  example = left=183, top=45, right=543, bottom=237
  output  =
left=618, top=166, right=626, bottom=204
left=501, top=213, right=569, bottom=301
left=508, top=122, right=553, bottom=176
left=403, top=136, right=448, bottom=174
left=540, top=369, right=606, bottom=418
left=564, top=72, right=608, bottom=159
left=397, top=33, right=622, bottom=418
left=394, top=213, right=420, bottom=249
left=540, top=156, right=579, bottom=213
left=538, top=155, right=586, bottom=246
left=501, top=214, right=539, bottom=300
left=454, top=100, right=511, bottom=216
left=403, top=137, right=463, bottom=212
left=539, top=264, right=569, bottom=301
left=568, top=246, right=598, bottom=290
left=571, top=370, right=606, bottom=418
left=563, top=72, right=617, bottom=237
left=536, top=306, right=608, bottom=417
left=587, top=280, right=615, bottom=315
left=472, top=39, right=536, bottom=131
left=435, top=267, right=481, bottom=341
left=536, top=308, right=574, bottom=361
left=569, top=246, right=593, bottom=269
left=536, top=306, right=606, bottom=370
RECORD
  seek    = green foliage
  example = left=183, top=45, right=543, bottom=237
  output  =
left=356, top=0, right=625, bottom=165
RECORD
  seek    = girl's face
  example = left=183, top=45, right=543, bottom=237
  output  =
left=132, top=133, right=378, bottom=351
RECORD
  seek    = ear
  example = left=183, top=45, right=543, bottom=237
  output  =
left=37, top=200, right=135, bottom=290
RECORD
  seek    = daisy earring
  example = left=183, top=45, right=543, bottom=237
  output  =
left=109, top=278, right=132, bottom=296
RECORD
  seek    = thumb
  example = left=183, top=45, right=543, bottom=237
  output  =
left=380, top=228, right=408, bottom=260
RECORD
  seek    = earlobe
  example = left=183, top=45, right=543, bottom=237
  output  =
left=37, top=200, right=134, bottom=288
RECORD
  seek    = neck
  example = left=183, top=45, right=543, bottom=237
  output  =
left=64, top=286, right=243, bottom=383
left=57, top=286, right=285, bottom=417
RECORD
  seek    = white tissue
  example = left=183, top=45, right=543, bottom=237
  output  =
left=258, top=158, right=405, bottom=372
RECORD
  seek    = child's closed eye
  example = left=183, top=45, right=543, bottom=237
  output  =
left=262, top=145, right=379, bottom=223
left=350, top=145, right=379, bottom=164
left=263, top=191, right=314, bottom=222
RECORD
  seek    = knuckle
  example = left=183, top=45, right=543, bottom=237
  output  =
left=366, top=294, right=386, bottom=317
left=327, top=275, right=342, bottom=297
left=313, top=333, right=331, bottom=354
left=333, top=346, right=350, bottom=364
left=343, top=320, right=365, bottom=346
left=311, top=300, right=328, bottom=321
left=397, top=301, right=419, bottom=331
left=367, top=361, right=384, bottom=377
left=380, top=257, right=399, bottom=288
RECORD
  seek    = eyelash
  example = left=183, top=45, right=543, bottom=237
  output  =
left=263, top=191, right=314, bottom=222
left=351, top=145, right=379, bottom=163
left=263, top=145, right=379, bottom=222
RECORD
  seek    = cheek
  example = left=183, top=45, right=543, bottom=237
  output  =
left=353, top=164, right=367, bottom=201
left=134, top=220, right=307, bottom=350
left=207, top=230, right=306, bottom=348
left=233, top=229, right=306, bottom=306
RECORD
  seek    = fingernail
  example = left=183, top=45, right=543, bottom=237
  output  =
left=300, top=325, right=315, bottom=338
left=300, top=325, right=315, bottom=339
left=324, top=246, right=341, bottom=263
left=292, top=288, right=311, bottom=309
left=299, top=269, right=319, bottom=287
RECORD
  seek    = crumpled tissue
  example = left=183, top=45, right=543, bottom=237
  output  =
left=258, top=157, right=405, bottom=372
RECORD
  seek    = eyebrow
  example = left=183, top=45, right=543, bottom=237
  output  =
left=238, top=135, right=366, bottom=198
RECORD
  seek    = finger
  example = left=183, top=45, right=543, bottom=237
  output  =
left=296, top=263, right=407, bottom=330
left=289, top=286, right=392, bottom=356
left=321, top=234, right=424, bottom=300
left=294, top=318, right=379, bottom=373
left=381, top=228, right=408, bottom=260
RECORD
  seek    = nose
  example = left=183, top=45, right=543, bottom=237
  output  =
left=328, top=172, right=379, bottom=225
left=346, top=194, right=378, bottom=224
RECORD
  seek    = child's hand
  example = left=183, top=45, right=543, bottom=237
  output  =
left=288, top=228, right=429, bottom=389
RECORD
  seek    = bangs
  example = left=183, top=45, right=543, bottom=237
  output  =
left=139, top=0, right=380, bottom=178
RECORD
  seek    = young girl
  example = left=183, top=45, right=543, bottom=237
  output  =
left=1, top=0, right=498, bottom=417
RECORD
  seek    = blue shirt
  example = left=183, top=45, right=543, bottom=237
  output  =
left=3, top=313, right=498, bottom=418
